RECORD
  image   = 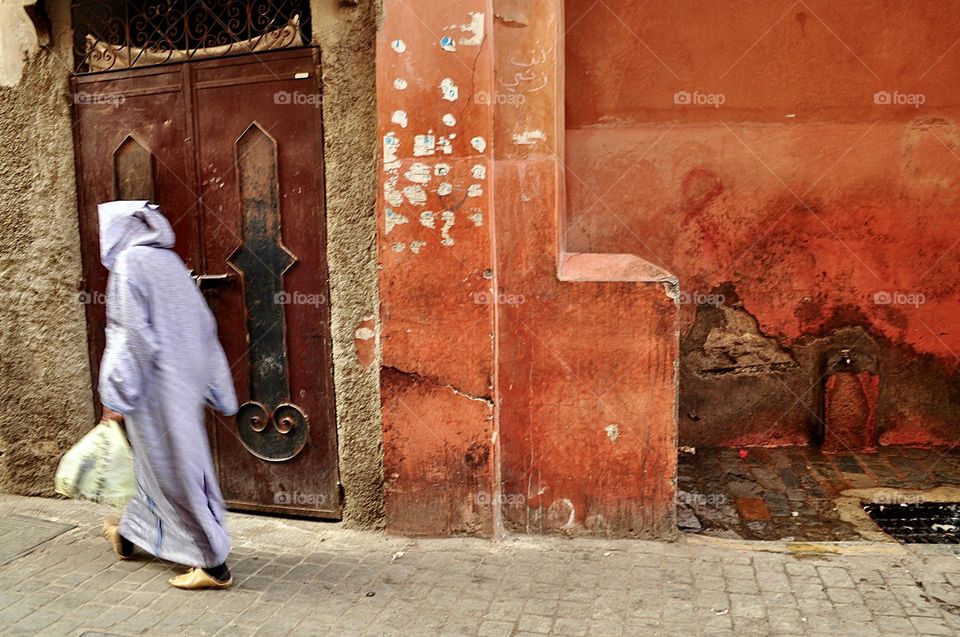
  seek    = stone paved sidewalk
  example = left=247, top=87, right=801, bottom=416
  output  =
left=1, top=496, right=960, bottom=636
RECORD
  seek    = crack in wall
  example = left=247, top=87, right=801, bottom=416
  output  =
left=383, top=365, right=494, bottom=406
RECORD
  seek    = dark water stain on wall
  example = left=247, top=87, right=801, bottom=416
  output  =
left=680, top=284, right=960, bottom=449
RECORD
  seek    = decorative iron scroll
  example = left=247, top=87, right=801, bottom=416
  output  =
left=228, top=123, right=308, bottom=462
left=71, top=0, right=311, bottom=73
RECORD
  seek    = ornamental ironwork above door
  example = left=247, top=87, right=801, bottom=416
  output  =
left=71, top=0, right=311, bottom=73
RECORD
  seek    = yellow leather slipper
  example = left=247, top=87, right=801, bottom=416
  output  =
left=168, top=567, right=233, bottom=590
left=101, top=516, right=132, bottom=560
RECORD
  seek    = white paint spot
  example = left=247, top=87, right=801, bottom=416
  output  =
left=435, top=163, right=451, bottom=176
left=604, top=424, right=620, bottom=443
left=383, top=176, right=403, bottom=207
left=391, top=39, right=406, bottom=53
left=404, top=162, right=431, bottom=184
left=440, top=35, right=456, bottom=52
left=403, top=185, right=427, bottom=206
left=419, top=211, right=436, bottom=228
left=355, top=326, right=375, bottom=340
left=413, top=133, right=435, bottom=157
left=391, top=110, right=408, bottom=128
left=437, top=183, right=453, bottom=196
left=470, top=136, right=487, bottom=153
left=393, top=78, right=408, bottom=90
left=467, top=184, right=483, bottom=198
left=442, top=113, right=457, bottom=127
left=392, top=242, right=405, bottom=252
left=294, top=72, right=309, bottom=79
left=384, top=208, right=408, bottom=234
left=471, top=164, right=486, bottom=180
left=458, top=12, right=485, bottom=46
left=437, top=136, right=454, bottom=154
left=548, top=498, right=576, bottom=529
left=382, top=132, right=400, bottom=169
left=512, top=129, right=547, bottom=145
left=468, top=211, right=483, bottom=226
left=440, top=78, right=459, bottom=101
left=410, top=240, right=427, bottom=254
left=440, top=210, right=456, bottom=246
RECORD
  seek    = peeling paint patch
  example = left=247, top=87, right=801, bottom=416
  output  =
left=513, top=129, right=547, bottom=145
left=457, top=12, right=485, bottom=47
left=442, top=113, right=457, bottom=127
left=437, top=136, right=453, bottom=154
left=468, top=211, right=483, bottom=226
left=384, top=208, right=409, bottom=234
left=440, top=78, right=459, bottom=101
left=548, top=498, right=576, bottom=529
left=390, top=39, right=406, bottom=53
left=440, top=35, right=456, bottom=52
left=471, top=136, right=487, bottom=153
left=384, top=176, right=403, bottom=207
left=410, top=240, right=427, bottom=254
left=404, top=162, right=431, bottom=184
left=471, top=164, right=486, bottom=180
left=440, top=210, right=456, bottom=246
left=605, top=424, right=621, bottom=443
left=437, top=183, right=453, bottom=196
left=392, top=242, right=405, bottom=252
left=393, top=78, right=408, bottom=90
left=467, top=184, right=483, bottom=197
left=413, top=133, right=436, bottom=157
left=354, top=315, right=376, bottom=371
left=391, top=110, right=408, bottom=128
left=435, top=163, right=451, bottom=177
left=383, top=132, right=400, bottom=169
left=403, top=185, right=427, bottom=206
left=419, top=211, right=436, bottom=228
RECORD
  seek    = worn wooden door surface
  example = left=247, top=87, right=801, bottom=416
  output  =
left=71, top=48, right=341, bottom=518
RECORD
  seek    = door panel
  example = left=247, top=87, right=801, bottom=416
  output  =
left=72, top=65, right=199, bottom=392
left=71, top=48, right=340, bottom=518
left=193, top=50, right=339, bottom=517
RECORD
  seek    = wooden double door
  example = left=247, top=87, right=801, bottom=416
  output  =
left=71, top=48, right=340, bottom=518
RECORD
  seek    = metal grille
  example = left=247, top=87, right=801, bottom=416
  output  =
left=71, top=0, right=311, bottom=73
left=862, top=502, right=960, bottom=544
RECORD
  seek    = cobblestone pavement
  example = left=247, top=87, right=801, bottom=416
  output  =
left=678, top=447, right=960, bottom=541
left=2, top=496, right=960, bottom=636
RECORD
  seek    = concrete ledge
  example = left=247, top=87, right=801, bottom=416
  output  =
left=557, top=251, right=678, bottom=284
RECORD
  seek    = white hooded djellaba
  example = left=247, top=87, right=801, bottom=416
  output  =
left=98, top=200, right=238, bottom=568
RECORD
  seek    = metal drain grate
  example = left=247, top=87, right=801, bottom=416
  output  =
left=862, top=502, right=960, bottom=543
left=0, top=514, right=75, bottom=565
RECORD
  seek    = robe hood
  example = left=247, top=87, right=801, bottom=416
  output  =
left=98, top=200, right=176, bottom=270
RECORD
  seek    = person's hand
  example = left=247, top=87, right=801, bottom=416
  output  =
left=101, top=406, right=124, bottom=423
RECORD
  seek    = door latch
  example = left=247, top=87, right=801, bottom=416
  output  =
left=190, top=271, right=237, bottom=289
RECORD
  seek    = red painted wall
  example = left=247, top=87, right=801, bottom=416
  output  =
left=565, top=0, right=960, bottom=448
left=377, top=0, right=678, bottom=538
left=377, top=0, right=497, bottom=536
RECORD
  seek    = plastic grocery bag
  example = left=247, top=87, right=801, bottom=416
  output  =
left=54, top=420, right=135, bottom=506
